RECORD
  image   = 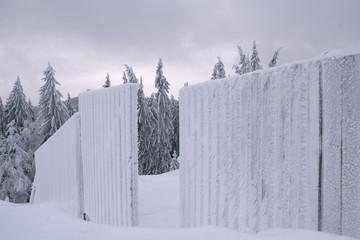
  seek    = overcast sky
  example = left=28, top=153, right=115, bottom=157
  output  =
left=0, top=0, right=359, bottom=103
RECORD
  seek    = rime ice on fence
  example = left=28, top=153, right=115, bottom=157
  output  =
left=321, top=54, right=360, bottom=238
left=179, top=52, right=360, bottom=239
left=32, top=113, right=83, bottom=218
left=79, top=84, right=139, bottom=227
left=32, top=84, right=139, bottom=227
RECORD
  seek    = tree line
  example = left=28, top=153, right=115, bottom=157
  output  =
left=0, top=63, right=70, bottom=202
left=211, top=41, right=281, bottom=80
left=0, top=41, right=280, bottom=202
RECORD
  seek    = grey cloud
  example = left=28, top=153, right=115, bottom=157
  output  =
left=0, top=0, right=359, bottom=101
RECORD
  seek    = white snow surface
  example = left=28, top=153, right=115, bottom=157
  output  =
left=0, top=170, right=356, bottom=240
left=138, top=170, right=180, bottom=228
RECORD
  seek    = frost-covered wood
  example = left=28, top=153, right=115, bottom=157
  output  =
left=180, top=52, right=360, bottom=239
left=79, top=84, right=139, bottom=227
left=32, top=113, right=82, bottom=218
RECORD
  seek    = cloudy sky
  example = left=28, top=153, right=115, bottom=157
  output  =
left=0, top=0, right=359, bottom=103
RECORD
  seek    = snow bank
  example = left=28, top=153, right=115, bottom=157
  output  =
left=179, top=52, right=360, bottom=239
left=32, top=113, right=82, bottom=218
left=0, top=190, right=356, bottom=240
left=79, top=84, right=139, bottom=227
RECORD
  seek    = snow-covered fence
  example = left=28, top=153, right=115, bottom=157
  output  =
left=321, top=54, right=360, bottom=238
left=79, top=84, right=139, bottom=227
left=179, top=53, right=360, bottom=239
left=33, top=113, right=83, bottom=218
left=32, top=84, right=139, bottom=227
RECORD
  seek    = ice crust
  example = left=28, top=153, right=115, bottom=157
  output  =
left=179, top=53, right=360, bottom=239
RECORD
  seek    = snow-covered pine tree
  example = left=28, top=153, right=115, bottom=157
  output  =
left=211, top=57, right=226, bottom=80
left=0, top=97, right=5, bottom=136
left=233, top=45, right=250, bottom=75
left=268, top=48, right=282, bottom=68
left=145, top=93, right=160, bottom=174
left=65, top=93, right=76, bottom=117
left=103, top=72, right=111, bottom=88
left=154, top=59, right=173, bottom=174
left=232, top=65, right=242, bottom=75
left=138, top=78, right=157, bottom=175
left=250, top=41, right=263, bottom=72
left=137, top=77, right=146, bottom=174
left=0, top=120, right=32, bottom=202
left=27, top=99, right=36, bottom=122
left=19, top=120, right=40, bottom=182
left=170, top=95, right=179, bottom=158
left=211, top=64, right=218, bottom=80
left=233, top=42, right=281, bottom=73
left=184, top=81, right=189, bottom=87
left=216, top=57, right=226, bottom=78
left=38, top=62, right=69, bottom=144
left=124, top=65, right=138, bottom=83
left=122, top=71, right=128, bottom=84
left=245, top=53, right=251, bottom=73
left=4, top=76, right=31, bottom=129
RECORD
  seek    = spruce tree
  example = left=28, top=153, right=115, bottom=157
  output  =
left=233, top=42, right=281, bottom=74
left=146, top=93, right=159, bottom=174
left=19, top=120, right=40, bottom=182
left=138, top=78, right=157, bottom=175
left=27, top=99, right=36, bottom=122
left=245, top=54, right=251, bottom=73
left=122, top=71, right=128, bottom=84
left=5, top=76, right=30, bottom=129
left=103, top=72, right=111, bottom=88
left=250, top=41, right=263, bottom=71
left=38, top=62, right=69, bottom=143
left=216, top=57, right=226, bottom=78
left=170, top=95, right=179, bottom=158
left=138, top=78, right=146, bottom=174
left=65, top=93, right=76, bottom=117
left=124, top=65, right=138, bottom=83
left=0, top=97, right=5, bottom=136
left=268, top=48, right=282, bottom=68
left=233, top=46, right=250, bottom=75
left=211, top=57, right=226, bottom=80
left=0, top=121, right=32, bottom=202
left=154, top=59, right=173, bottom=173
left=211, top=64, right=218, bottom=80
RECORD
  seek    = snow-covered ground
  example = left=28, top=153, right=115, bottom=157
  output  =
left=139, top=169, right=180, bottom=228
left=0, top=170, right=356, bottom=240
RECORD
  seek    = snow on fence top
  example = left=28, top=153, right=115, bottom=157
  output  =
left=179, top=52, right=360, bottom=239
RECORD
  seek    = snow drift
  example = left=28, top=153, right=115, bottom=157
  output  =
left=179, top=52, right=360, bottom=239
